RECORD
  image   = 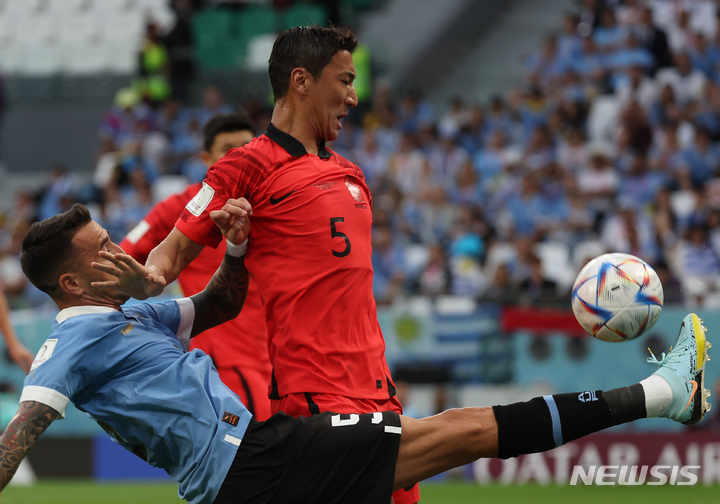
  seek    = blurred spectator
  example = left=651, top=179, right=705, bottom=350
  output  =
left=371, top=225, right=405, bottom=305
left=36, top=165, right=76, bottom=221
left=0, top=288, right=33, bottom=372
left=601, top=201, right=660, bottom=262
left=557, top=127, right=588, bottom=172
left=137, top=22, right=171, bottom=106
left=389, top=133, right=430, bottom=198
left=197, top=85, right=234, bottom=127
left=352, top=129, right=389, bottom=186
left=518, top=253, right=561, bottom=306
left=668, top=219, right=720, bottom=306
left=656, top=52, right=707, bottom=106
left=438, top=97, right=471, bottom=140
left=418, top=244, right=452, bottom=297
left=616, top=65, right=658, bottom=111
left=634, top=6, right=673, bottom=74
left=479, top=262, right=522, bottom=305
left=678, top=126, right=720, bottom=188
left=666, top=9, right=695, bottom=54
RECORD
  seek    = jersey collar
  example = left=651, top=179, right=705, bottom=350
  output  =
left=266, top=122, right=332, bottom=159
left=56, top=305, right=118, bottom=324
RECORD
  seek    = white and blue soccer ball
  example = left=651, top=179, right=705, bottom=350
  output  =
left=571, top=252, right=664, bottom=342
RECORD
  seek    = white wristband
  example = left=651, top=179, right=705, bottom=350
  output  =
left=225, top=238, right=248, bottom=257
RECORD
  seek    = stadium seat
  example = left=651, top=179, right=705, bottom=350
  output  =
left=144, top=4, right=175, bottom=31
left=435, top=295, right=476, bottom=315
left=3, top=0, right=43, bottom=14
left=192, top=9, right=233, bottom=50
left=534, top=241, right=573, bottom=290
left=136, top=0, right=167, bottom=8
left=234, top=6, right=278, bottom=40
left=571, top=240, right=606, bottom=270
left=102, top=11, right=145, bottom=44
left=245, top=33, right=276, bottom=71
left=279, top=3, right=328, bottom=28
left=14, top=13, right=57, bottom=46
left=17, top=45, right=63, bottom=76
left=92, top=0, right=132, bottom=12
left=46, top=0, right=89, bottom=14
left=105, top=43, right=138, bottom=74
left=0, top=13, right=15, bottom=45
left=58, top=12, right=102, bottom=45
left=63, top=44, right=109, bottom=74
left=153, top=175, right=190, bottom=204
left=0, top=46, right=21, bottom=73
left=484, top=241, right=517, bottom=278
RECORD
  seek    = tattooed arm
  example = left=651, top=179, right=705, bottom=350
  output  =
left=0, top=401, right=59, bottom=491
left=189, top=198, right=252, bottom=338
left=190, top=254, right=249, bottom=337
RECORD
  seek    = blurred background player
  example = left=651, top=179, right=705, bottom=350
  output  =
left=104, top=26, right=421, bottom=504
left=119, top=114, right=272, bottom=421
left=0, top=288, right=33, bottom=374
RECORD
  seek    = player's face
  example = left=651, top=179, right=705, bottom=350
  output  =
left=205, top=130, right=255, bottom=166
left=72, top=221, right=129, bottom=304
left=307, top=50, right=358, bottom=142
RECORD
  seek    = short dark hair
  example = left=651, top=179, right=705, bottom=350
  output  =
left=20, top=203, right=92, bottom=295
left=202, top=113, right=255, bottom=152
left=268, top=26, right=358, bottom=101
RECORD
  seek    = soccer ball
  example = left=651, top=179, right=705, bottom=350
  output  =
left=571, top=253, right=664, bottom=342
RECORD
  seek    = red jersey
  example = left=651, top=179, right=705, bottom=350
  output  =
left=176, top=123, right=396, bottom=401
left=120, top=183, right=271, bottom=373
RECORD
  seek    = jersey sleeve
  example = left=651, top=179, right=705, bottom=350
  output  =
left=175, top=148, right=264, bottom=247
left=125, top=299, right=195, bottom=350
left=21, top=335, right=90, bottom=418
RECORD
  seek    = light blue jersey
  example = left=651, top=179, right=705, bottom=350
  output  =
left=20, top=300, right=253, bottom=504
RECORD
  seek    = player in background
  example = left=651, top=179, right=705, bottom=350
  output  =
left=119, top=114, right=272, bottom=421
left=0, top=202, right=712, bottom=504
left=0, top=288, right=32, bottom=373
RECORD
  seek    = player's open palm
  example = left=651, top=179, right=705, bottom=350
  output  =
left=91, top=251, right=167, bottom=299
left=210, top=198, right=252, bottom=246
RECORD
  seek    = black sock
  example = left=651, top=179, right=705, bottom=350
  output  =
left=492, top=384, right=646, bottom=459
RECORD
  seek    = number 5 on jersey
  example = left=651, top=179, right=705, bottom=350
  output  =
left=330, top=217, right=351, bottom=257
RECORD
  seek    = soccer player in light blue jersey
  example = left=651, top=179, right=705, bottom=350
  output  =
left=0, top=200, right=712, bottom=504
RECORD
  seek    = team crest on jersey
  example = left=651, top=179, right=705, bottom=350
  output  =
left=344, top=176, right=364, bottom=202
left=30, top=338, right=58, bottom=371
left=186, top=182, right=215, bottom=217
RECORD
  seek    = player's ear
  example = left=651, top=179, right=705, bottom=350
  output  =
left=290, top=68, right=309, bottom=96
left=200, top=150, right=213, bottom=167
left=58, top=272, right=83, bottom=297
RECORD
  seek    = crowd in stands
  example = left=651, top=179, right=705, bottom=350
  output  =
left=5, top=0, right=720, bottom=311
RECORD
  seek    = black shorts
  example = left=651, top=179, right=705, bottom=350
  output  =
left=213, top=410, right=402, bottom=504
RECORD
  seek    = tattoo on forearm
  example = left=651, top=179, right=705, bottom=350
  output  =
left=0, top=401, right=58, bottom=491
left=191, top=254, right=249, bottom=335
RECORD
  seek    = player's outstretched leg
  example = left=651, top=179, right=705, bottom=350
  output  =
left=392, top=313, right=712, bottom=490
left=642, top=312, right=712, bottom=424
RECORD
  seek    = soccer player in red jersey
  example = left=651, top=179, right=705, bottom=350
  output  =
left=119, top=114, right=273, bottom=421
left=103, top=27, right=419, bottom=503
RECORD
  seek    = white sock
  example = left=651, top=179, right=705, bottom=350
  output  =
left=640, top=375, right=673, bottom=417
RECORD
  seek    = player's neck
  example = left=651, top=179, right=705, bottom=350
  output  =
left=56, top=294, right=123, bottom=312
left=271, top=104, right=321, bottom=156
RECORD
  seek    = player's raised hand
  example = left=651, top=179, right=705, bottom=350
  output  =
left=6, top=340, right=33, bottom=373
left=210, top=198, right=252, bottom=245
left=91, top=251, right=167, bottom=299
